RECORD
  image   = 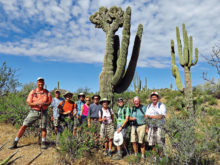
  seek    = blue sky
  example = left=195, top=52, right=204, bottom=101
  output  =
left=0, top=0, right=219, bottom=92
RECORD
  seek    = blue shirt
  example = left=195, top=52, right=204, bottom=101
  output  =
left=50, top=97, right=65, bottom=118
left=88, top=103, right=102, bottom=119
left=76, top=100, right=85, bottom=116
left=130, top=105, right=146, bottom=125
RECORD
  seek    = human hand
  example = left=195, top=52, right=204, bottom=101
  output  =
left=117, top=127, right=122, bottom=133
left=51, top=116, right=54, bottom=121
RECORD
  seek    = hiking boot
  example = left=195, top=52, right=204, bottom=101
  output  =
left=107, top=151, right=112, bottom=157
left=112, top=153, right=122, bottom=160
left=41, top=142, right=47, bottom=149
left=103, top=150, right=108, bottom=156
left=8, top=141, right=18, bottom=149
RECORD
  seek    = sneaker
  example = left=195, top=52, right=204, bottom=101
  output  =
left=41, top=142, right=47, bottom=149
left=8, top=141, right=18, bottom=149
left=107, top=151, right=112, bottom=157
left=112, top=153, right=122, bottom=160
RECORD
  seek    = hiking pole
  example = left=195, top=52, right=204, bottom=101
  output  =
left=0, top=141, right=9, bottom=151
left=40, top=105, right=43, bottom=152
left=25, top=152, right=42, bottom=165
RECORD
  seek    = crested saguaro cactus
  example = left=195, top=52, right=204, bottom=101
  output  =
left=171, top=24, right=198, bottom=113
left=90, top=6, right=143, bottom=100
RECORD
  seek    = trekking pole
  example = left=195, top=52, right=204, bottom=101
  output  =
left=40, top=106, right=43, bottom=152
left=26, top=152, right=42, bottom=165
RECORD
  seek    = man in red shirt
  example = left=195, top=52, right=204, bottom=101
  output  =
left=9, top=77, right=52, bottom=149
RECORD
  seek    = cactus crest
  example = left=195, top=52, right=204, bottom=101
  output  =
left=90, top=6, right=143, bottom=101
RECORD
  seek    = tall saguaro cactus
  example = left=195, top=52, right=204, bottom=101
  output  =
left=171, top=24, right=198, bottom=113
left=90, top=6, right=143, bottom=100
left=133, top=72, right=141, bottom=93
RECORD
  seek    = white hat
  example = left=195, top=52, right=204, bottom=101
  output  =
left=149, top=91, right=160, bottom=99
left=113, top=131, right=123, bottom=146
left=37, top=77, right=44, bottom=81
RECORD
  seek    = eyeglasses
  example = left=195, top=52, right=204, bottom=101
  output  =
left=86, top=100, right=90, bottom=101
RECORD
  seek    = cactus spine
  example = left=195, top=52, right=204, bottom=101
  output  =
left=133, top=72, right=141, bottom=93
left=171, top=24, right=198, bottom=113
left=90, top=6, right=143, bottom=100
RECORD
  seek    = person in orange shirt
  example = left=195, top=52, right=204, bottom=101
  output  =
left=58, top=91, right=77, bottom=136
left=9, top=77, right=52, bottom=149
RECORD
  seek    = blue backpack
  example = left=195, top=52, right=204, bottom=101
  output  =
left=147, top=102, right=162, bottom=109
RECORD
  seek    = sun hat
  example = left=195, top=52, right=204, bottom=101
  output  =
left=117, top=98, right=124, bottom=102
left=78, top=92, right=85, bottom=98
left=37, top=77, right=44, bottom=81
left=63, top=91, right=73, bottom=98
left=149, top=91, right=161, bottom=99
left=92, top=94, right=101, bottom=100
left=113, top=131, right=123, bottom=146
left=100, top=98, right=111, bottom=105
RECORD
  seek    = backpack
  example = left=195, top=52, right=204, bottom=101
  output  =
left=147, top=102, right=162, bottom=109
left=99, top=108, right=113, bottom=121
left=131, top=105, right=145, bottom=116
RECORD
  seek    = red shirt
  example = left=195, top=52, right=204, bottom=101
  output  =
left=26, top=88, right=52, bottom=111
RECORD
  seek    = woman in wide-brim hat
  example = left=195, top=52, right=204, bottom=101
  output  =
left=99, top=98, right=114, bottom=157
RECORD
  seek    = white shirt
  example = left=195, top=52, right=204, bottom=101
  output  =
left=145, top=102, right=166, bottom=124
left=99, top=108, right=114, bottom=124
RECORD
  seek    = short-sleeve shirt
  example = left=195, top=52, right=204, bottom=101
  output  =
left=130, top=105, right=146, bottom=125
left=58, top=100, right=76, bottom=113
left=117, top=106, right=130, bottom=126
left=76, top=100, right=85, bottom=116
left=88, top=103, right=102, bottom=119
left=145, top=102, right=166, bottom=125
left=99, top=108, right=114, bottom=124
left=26, top=88, right=52, bottom=111
left=50, top=97, right=64, bottom=118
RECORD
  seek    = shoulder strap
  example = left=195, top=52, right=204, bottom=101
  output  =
left=99, top=109, right=103, bottom=118
left=147, top=103, right=152, bottom=109
left=158, top=102, right=162, bottom=108
left=62, top=100, right=65, bottom=107
left=139, top=105, right=145, bottom=115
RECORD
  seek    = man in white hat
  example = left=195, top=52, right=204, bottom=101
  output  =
left=9, top=77, right=52, bottom=149
left=145, top=92, right=166, bottom=156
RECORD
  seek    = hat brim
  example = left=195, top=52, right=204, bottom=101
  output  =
left=78, top=94, right=85, bottom=98
left=149, top=94, right=161, bottom=99
left=100, top=100, right=111, bottom=105
left=92, top=95, right=101, bottom=100
left=113, top=132, right=123, bottom=146
left=64, top=93, right=73, bottom=98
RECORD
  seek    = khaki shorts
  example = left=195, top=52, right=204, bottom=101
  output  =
left=23, top=109, right=48, bottom=129
left=100, top=123, right=114, bottom=139
left=53, top=118, right=59, bottom=127
left=147, top=127, right=165, bottom=146
left=130, top=125, right=146, bottom=143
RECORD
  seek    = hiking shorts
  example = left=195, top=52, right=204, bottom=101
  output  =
left=23, top=109, right=48, bottom=129
left=116, top=125, right=127, bottom=137
left=53, top=117, right=59, bottom=127
left=131, top=125, right=146, bottom=143
left=100, top=123, right=114, bottom=139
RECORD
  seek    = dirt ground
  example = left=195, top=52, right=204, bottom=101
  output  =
left=0, top=123, right=131, bottom=165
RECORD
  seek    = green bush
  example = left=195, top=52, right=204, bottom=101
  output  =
left=208, top=97, right=218, bottom=105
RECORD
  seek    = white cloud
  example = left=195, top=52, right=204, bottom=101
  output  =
left=0, top=0, right=219, bottom=68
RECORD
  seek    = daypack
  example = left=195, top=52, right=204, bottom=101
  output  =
left=99, top=108, right=113, bottom=121
left=131, top=105, right=145, bottom=116
left=147, top=102, right=162, bottom=109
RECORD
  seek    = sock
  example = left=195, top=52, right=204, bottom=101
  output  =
left=142, top=154, right=145, bottom=158
left=15, top=137, right=19, bottom=142
left=108, top=149, right=111, bottom=153
left=118, top=150, right=121, bottom=154
left=42, top=138, right=46, bottom=142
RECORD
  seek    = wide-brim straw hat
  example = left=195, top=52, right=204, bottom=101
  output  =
left=78, top=92, right=85, bottom=98
left=149, top=91, right=161, bottom=99
left=113, top=131, right=123, bottom=146
left=100, top=98, right=111, bottom=104
left=63, top=91, right=73, bottom=98
left=92, top=94, right=101, bottom=100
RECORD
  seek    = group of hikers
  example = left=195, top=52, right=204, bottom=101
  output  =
left=9, top=77, right=166, bottom=161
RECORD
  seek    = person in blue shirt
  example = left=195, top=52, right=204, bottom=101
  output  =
left=50, top=90, right=64, bottom=134
left=130, top=96, right=147, bottom=160
left=73, top=93, right=85, bottom=136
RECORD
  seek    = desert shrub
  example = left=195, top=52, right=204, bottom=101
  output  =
left=208, top=97, right=218, bottom=105
left=58, top=121, right=101, bottom=161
